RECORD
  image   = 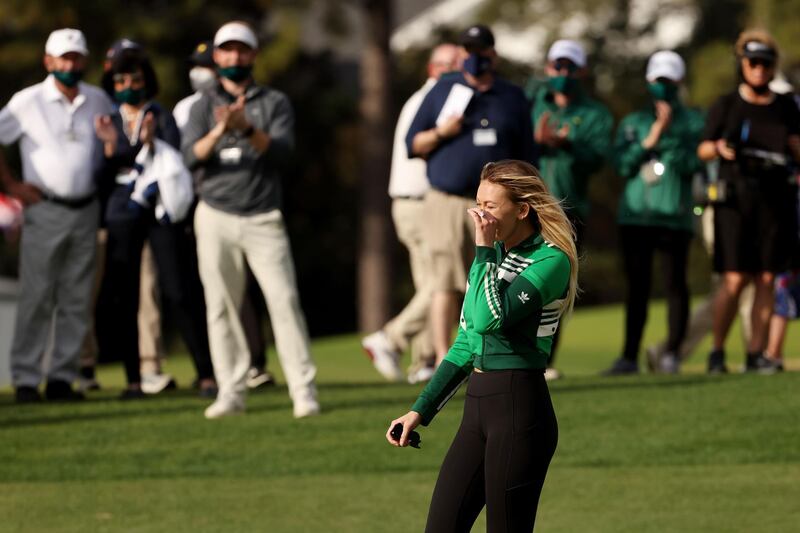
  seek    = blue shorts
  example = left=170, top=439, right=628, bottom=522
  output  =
left=774, top=271, right=800, bottom=319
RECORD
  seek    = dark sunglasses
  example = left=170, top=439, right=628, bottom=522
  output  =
left=112, top=73, right=144, bottom=84
left=552, top=59, right=578, bottom=73
left=747, top=58, right=775, bottom=69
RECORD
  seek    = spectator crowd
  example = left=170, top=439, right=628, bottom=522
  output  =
left=1, top=20, right=799, bottom=418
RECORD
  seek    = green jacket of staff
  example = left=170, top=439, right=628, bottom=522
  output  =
left=614, top=102, right=705, bottom=232
left=529, top=82, right=613, bottom=221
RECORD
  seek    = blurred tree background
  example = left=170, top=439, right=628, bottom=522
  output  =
left=1, top=0, right=799, bottom=337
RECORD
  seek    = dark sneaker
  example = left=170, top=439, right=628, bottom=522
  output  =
left=602, top=358, right=639, bottom=376
left=744, top=353, right=781, bottom=375
left=707, top=350, right=728, bottom=374
left=45, top=381, right=84, bottom=402
left=119, top=388, right=147, bottom=400
left=15, top=386, right=42, bottom=404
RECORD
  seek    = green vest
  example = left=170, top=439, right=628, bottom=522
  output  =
left=615, top=104, right=705, bottom=232
left=411, top=233, right=570, bottom=425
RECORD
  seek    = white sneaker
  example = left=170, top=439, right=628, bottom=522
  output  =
left=659, top=352, right=680, bottom=374
left=293, top=399, right=321, bottom=419
left=543, top=368, right=562, bottom=381
left=246, top=367, right=276, bottom=389
left=141, top=373, right=177, bottom=395
left=407, top=365, right=436, bottom=384
left=361, top=331, right=403, bottom=382
left=204, top=395, right=245, bottom=419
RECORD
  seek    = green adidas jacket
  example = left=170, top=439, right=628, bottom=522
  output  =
left=411, top=233, right=570, bottom=426
left=530, top=84, right=613, bottom=220
left=615, top=103, right=705, bottom=232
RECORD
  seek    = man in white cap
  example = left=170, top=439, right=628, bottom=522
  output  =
left=182, top=21, right=320, bottom=419
left=603, top=51, right=704, bottom=376
left=529, top=39, right=613, bottom=380
left=0, top=28, right=114, bottom=402
left=361, top=43, right=459, bottom=384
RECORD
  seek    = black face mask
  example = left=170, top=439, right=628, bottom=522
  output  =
left=749, top=82, right=771, bottom=95
left=463, top=53, right=492, bottom=77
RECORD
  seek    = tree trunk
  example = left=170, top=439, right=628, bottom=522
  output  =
left=357, top=0, right=394, bottom=332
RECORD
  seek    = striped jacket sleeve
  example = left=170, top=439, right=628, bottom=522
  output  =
left=411, top=307, right=474, bottom=426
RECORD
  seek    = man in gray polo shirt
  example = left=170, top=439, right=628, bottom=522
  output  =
left=182, top=21, right=319, bottom=419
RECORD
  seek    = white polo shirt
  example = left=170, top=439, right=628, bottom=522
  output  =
left=0, top=75, right=114, bottom=199
left=387, top=78, right=436, bottom=199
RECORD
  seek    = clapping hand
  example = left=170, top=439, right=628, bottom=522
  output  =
left=213, top=95, right=250, bottom=132
left=534, top=111, right=569, bottom=148
left=94, top=115, right=118, bottom=145
left=139, top=112, right=156, bottom=146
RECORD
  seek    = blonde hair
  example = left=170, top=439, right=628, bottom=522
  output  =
left=735, top=29, right=779, bottom=60
left=480, top=159, right=579, bottom=316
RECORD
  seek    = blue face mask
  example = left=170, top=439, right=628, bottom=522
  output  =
left=52, top=70, right=83, bottom=87
left=463, top=53, right=492, bottom=77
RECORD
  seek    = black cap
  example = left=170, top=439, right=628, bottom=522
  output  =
left=106, top=38, right=143, bottom=62
left=459, top=24, right=495, bottom=51
left=742, top=40, right=777, bottom=61
left=189, top=40, right=214, bottom=68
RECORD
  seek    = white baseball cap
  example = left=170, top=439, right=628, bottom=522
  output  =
left=646, top=50, right=685, bottom=82
left=214, top=22, right=258, bottom=49
left=547, top=40, right=586, bottom=68
left=45, top=28, right=88, bottom=57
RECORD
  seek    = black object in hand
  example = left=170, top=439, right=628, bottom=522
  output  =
left=391, top=423, right=421, bottom=449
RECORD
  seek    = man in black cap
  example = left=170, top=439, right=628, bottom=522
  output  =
left=406, top=24, right=535, bottom=365
left=103, top=38, right=144, bottom=72
left=173, top=40, right=216, bottom=131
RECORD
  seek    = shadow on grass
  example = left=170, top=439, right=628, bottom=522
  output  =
left=551, top=373, right=749, bottom=394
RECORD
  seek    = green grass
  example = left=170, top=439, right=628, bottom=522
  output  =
left=2, top=300, right=800, bottom=532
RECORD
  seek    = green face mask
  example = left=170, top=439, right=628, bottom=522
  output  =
left=114, top=87, right=146, bottom=106
left=217, top=65, right=253, bottom=82
left=52, top=70, right=83, bottom=87
left=547, top=75, right=576, bottom=94
left=647, top=81, right=678, bottom=102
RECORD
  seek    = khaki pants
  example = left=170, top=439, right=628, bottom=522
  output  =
left=384, top=198, right=434, bottom=373
left=137, top=242, right=164, bottom=375
left=194, top=201, right=317, bottom=406
left=424, top=189, right=476, bottom=292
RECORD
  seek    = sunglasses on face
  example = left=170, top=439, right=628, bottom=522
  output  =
left=552, top=59, right=578, bottom=73
left=746, top=58, right=775, bottom=69
left=112, top=73, right=144, bottom=85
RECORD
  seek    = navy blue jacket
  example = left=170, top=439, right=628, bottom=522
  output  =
left=405, top=72, right=535, bottom=196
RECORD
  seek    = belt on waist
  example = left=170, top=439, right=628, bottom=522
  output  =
left=393, top=195, right=425, bottom=201
left=41, top=192, right=96, bottom=209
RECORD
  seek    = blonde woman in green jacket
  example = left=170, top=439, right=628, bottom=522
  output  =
left=387, top=159, right=578, bottom=532
left=603, top=51, right=704, bottom=376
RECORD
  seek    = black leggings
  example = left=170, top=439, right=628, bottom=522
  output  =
left=620, top=225, right=691, bottom=361
left=425, top=369, right=558, bottom=533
